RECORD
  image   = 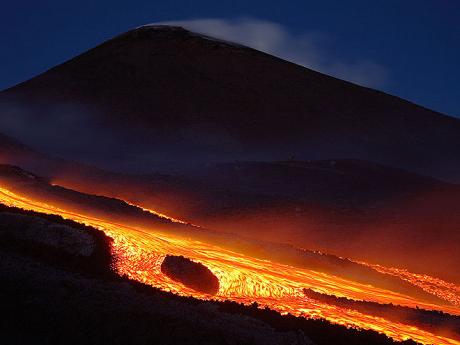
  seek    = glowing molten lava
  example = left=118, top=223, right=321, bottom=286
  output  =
left=357, top=261, right=460, bottom=307
left=0, top=186, right=459, bottom=345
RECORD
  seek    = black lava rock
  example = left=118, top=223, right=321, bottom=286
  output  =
left=161, top=255, right=220, bottom=295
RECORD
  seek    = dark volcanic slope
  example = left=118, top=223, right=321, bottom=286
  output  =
left=0, top=132, right=38, bottom=163
left=1, top=204, right=422, bottom=345
left=1, top=25, right=460, bottom=180
left=0, top=133, right=65, bottom=178
left=2, top=164, right=449, bottom=302
left=194, top=160, right=446, bottom=205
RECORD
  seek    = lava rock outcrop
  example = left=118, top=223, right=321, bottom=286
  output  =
left=161, top=255, right=219, bottom=295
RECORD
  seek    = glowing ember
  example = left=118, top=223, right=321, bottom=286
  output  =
left=0, top=186, right=459, bottom=345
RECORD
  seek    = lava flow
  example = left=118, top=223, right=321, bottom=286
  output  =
left=1, top=186, right=460, bottom=345
left=357, top=261, right=460, bottom=307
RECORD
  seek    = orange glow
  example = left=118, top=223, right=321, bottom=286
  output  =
left=0, top=185, right=459, bottom=345
left=123, top=200, right=193, bottom=225
left=357, top=261, right=460, bottom=307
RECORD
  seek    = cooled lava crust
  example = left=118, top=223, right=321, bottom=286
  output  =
left=161, top=255, right=220, bottom=295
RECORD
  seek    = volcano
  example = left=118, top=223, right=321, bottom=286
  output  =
left=0, top=23, right=459, bottom=282
left=1, top=24, right=460, bottom=345
left=1, top=25, right=460, bottom=180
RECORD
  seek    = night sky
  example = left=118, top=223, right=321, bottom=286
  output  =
left=2, top=0, right=459, bottom=117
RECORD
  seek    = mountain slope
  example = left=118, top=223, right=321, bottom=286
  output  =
left=2, top=163, right=453, bottom=302
left=43, top=157, right=460, bottom=284
left=0, top=128, right=459, bottom=282
left=1, top=25, right=460, bottom=180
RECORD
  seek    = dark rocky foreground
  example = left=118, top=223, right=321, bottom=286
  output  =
left=0, top=204, right=419, bottom=345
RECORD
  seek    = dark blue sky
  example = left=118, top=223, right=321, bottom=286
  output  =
left=2, top=0, right=459, bottom=117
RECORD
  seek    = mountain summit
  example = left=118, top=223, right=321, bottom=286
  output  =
left=1, top=25, right=460, bottom=179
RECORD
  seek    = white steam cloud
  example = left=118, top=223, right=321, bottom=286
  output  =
left=153, top=18, right=388, bottom=88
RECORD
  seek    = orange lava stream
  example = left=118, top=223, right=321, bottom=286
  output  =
left=357, top=261, right=460, bottom=307
left=1, top=186, right=459, bottom=345
left=123, top=200, right=192, bottom=225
